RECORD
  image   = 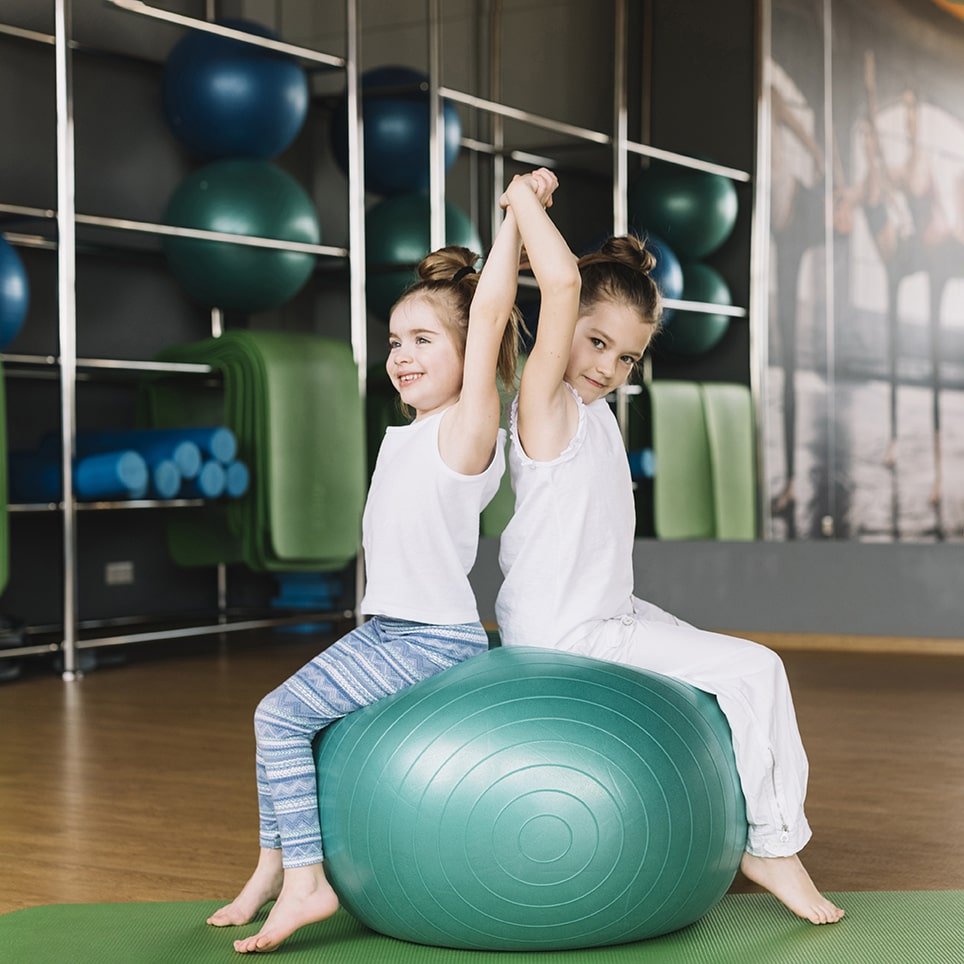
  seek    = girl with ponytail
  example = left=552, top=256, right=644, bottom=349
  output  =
left=214, top=170, right=556, bottom=954
left=495, top=177, right=844, bottom=927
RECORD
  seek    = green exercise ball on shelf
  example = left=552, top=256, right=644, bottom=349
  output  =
left=314, top=646, right=747, bottom=951
left=365, top=194, right=481, bottom=321
left=657, top=263, right=732, bottom=356
left=163, top=159, right=320, bottom=313
left=629, top=164, right=738, bottom=259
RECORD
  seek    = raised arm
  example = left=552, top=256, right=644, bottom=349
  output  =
left=502, top=173, right=582, bottom=461
left=438, top=204, right=524, bottom=475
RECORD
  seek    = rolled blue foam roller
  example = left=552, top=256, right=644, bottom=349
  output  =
left=628, top=447, right=656, bottom=479
left=75, top=451, right=148, bottom=500
left=224, top=460, right=250, bottom=498
left=129, top=459, right=182, bottom=500
left=315, top=646, right=747, bottom=951
left=181, top=459, right=226, bottom=499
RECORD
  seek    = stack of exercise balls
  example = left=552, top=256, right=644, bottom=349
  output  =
left=160, top=20, right=319, bottom=313
left=330, top=65, right=479, bottom=321
left=630, top=163, right=739, bottom=356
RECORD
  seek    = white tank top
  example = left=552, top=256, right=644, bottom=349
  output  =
left=361, top=408, right=505, bottom=625
left=497, top=385, right=635, bottom=649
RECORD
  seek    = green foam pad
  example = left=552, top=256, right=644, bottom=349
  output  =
left=700, top=382, right=756, bottom=541
left=649, top=381, right=714, bottom=539
left=143, top=332, right=364, bottom=571
left=1, top=892, right=961, bottom=963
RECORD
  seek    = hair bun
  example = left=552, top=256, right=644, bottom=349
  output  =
left=415, top=245, right=480, bottom=282
left=599, top=234, right=657, bottom=275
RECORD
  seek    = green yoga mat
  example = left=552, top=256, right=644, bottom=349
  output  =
left=143, top=331, right=364, bottom=572
left=701, top=382, right=756, bottom=541
left=1, top=892, right=960, bottom=963
left=649, top=381, right=714, bottom=540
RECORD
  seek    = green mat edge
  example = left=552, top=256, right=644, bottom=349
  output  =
left=2, top=891, right=962, bottom=964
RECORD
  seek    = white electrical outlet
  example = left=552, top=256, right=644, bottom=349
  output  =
left=105, top=561, right=135, bottom=586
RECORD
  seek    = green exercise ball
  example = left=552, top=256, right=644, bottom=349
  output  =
left=365, top=194, right=481, bottom=321
left=629, top=165, right=738, bottom=259
left=314, top=646, right=746, bottom=951
left=163, top=159, right=320, bottom=312
left=657, top=263, right=732, bottom=356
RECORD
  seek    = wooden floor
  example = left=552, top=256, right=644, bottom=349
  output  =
left=1, top=633, right=962, bottom=915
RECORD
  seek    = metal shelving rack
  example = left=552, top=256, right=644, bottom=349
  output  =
left=0, top=0, right=367, bottom=679
left=424, top=0, right=753, bottom=444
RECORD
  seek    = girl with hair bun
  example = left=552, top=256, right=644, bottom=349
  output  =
left=495, top=176, right=844, bottom=926
left=213, top=169, right=557, bottom=954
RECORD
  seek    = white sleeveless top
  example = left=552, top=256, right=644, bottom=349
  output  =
left=361, top=408, right=505, bottom=625
left=496, top=385, right=635, bottom=649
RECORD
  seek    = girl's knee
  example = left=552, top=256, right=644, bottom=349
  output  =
left=254, top=688, right=285, bottom=739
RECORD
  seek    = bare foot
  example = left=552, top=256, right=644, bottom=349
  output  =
left=233, top=864, right=340, bottom=954
left=740, top=853, right=844, bottom=925
left=208, top=848, right=284, bottom=927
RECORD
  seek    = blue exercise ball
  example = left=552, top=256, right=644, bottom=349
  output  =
left=657, top=263, right=732, bottom=356
left=163, top=159, right=320, bottom=312
left=640, top=233, right=683, bottom=324
left=163, top=19, right=308, bottom=159
left=629, top=164, right=739, bottom=260
left=331, top=65, right=461, bottom=196
left=0, top=236, right=29, bottom=349
left=315, top=646, right=746, bottom=951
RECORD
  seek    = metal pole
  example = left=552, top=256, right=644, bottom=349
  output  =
left=750, top=0, right=773, bottom=539
left=54, top=0, right=79, bottom=681
left=614, top=0, right=631, bottom=446
left=490, top=0, right=504, bottom=239
left=346, top=0, right=368, bottom=624
left=428, top=0, right=445, bottom=249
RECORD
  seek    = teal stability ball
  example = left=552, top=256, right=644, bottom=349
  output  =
left=314, top=646, right=747, bottom=951
left=364, top=194, right=481, bottom=321
left=629, top=165, right=739, bottom=260
left=657, top=263, right=732, bottom=356
left=163, top=159, right=319, bottom=313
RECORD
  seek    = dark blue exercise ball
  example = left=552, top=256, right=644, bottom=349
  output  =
left=639, top=233, right=683, bottom=324
left=331, top=65, right=461, bottom=196
left=162, top=19, right=308, bottom=159
left=0, top=236, right=29, bottom=349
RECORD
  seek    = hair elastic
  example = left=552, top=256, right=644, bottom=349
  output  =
left=451, top=264, right=477, bottom=283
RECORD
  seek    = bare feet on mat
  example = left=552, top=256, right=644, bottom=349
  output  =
left=233, top=864, right=340, bottom=954
left=740, top=853, right=845, bottom=925
left=208, top=848, right=284, bottom=927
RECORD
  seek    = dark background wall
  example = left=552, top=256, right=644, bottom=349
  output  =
left=1, top=0, right=960, bottom=640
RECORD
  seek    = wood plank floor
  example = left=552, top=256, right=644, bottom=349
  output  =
left=1, top=634, right=962, bottom=914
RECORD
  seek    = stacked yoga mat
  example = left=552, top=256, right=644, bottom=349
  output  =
left=8, top=426, right=249, bottom=504
left=141, top=331, right=364, bottom=571
left=645, top=381, right=756, bottom=540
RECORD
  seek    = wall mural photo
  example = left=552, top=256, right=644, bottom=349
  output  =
left=765, top=0, right=964, bottom=542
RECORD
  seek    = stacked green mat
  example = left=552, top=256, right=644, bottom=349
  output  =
left=0, top=359, right=7, bottom=593
left=648, top=381, right=756, bottom=541
left=142, top=331, right=364, bottom=572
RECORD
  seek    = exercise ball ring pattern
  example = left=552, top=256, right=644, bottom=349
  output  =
left=315, top=646, right=746, bottom=951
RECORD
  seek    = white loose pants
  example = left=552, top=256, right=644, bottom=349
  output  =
left=558, top=597, right=812, bottom=858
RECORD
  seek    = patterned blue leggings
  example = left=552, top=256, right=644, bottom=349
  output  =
left=254, top=616, right=488, bottom=868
